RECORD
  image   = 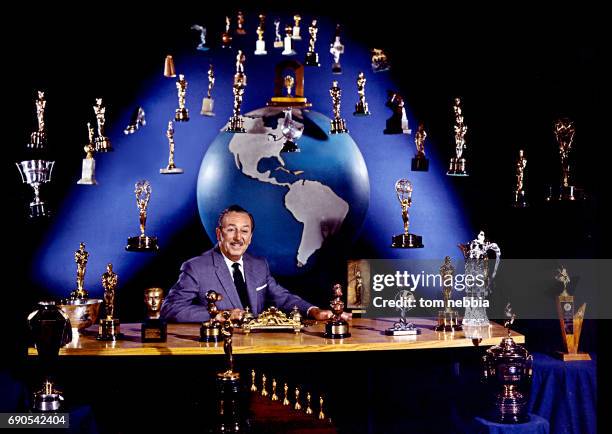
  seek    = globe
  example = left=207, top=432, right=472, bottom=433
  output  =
left=197, top=107, right=370, bottom=276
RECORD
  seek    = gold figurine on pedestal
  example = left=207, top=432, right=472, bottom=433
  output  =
left=174, top=74, right=189, bottom=122
left=547, top=118, right=585, bottom=200
left=77, top=123, right=98, bottom=185
left=97, top=263, right=122, bottom=341
left=160, top=121, right=184, bottom=174
left=292, top=14, right=302, bottom=40
left=555, top=267, right=590, bottom=361
left=93, top=98, right=113, bottom=152
left=283, top=383, right=290, bottom=405
left=200, top=290, right=224, bottom=342
left=126, top=180, right=159, bottom=251
left=447, top=97, right=469, bottom=176
left=71, top=242, right=89, bottom=300
left=227, top=70, right=247, bottom=133
left=304, top=19, right=320, bottom=66
left=324, top=284, right=351, bottom=339
left=142, top=287, right=166, bottom=342
left=254, top=14, right=267, bottom=55
left=513, top=149, right=528, bottom=207
left=411, top=122, right=430, bottom=171
left=329, top=81, right=348, bottom=134
left=250, top=370, right=257, bottom=392
left=201, top=64, right=215, bottom=116
left=261, top=374, right=269, bottom=397
left=391, top=179, right=424, bottom=248
left=435, top=256, right=461, bottom=331
left=353, top=72, right=370, bottom=116
left=271, top=379, right=279, bottom=401
left=294, top=387, right=302, bottom=410
left=29, top=90, right=47, bottom=149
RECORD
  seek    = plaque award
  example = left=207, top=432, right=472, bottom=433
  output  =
left=353, top=72, right=370, bottom=116
left=77, top=123, right=98, bottom=185
left=324, top=284, right=351, bottom=339
left=254, top=14, right=267, bottom=55
left=236, top=10, right=246, bottom=35
left=482, top=304, right=533, bottom=424
left=227, top=65, right=247, bottom=133
left=221, top=16, right=233, bottom=48
left=391, top=179, right=424, bottom=248
left=292, top=14, right=302, bottom=40
left=513, top=149, right=528, bottom=207
left=385, top=290, right=420, bottom=336
left=126, top=180, right=159, bottom=251
left=411, top=122, right=429, bottom=171
left=304, top=19, right=320, bottom=66
left=16, top=159, right=55, bottom=218
left=447, top=97, right=469, bottom=176
left=267, top=60, right=311, bottom=108
left=97, top=263, right=122, bottom=341
left=93, top=98, right=113, bottom=152
left=384, top=91, right=411, bottom=134
left=546, top=118, right=585, bottom=201
left=200, top=290, right=224, bottom=342
left=71, top=242, right=90, bottom=300
left=273, top=19, right=283, bottom=48
left=123, top=106, right=146, bottom=134
left=190, top=24, right=209, bottom=51
left=371, top=48, right=390, bottom=72
left=164, top=55, right=176, bottom=77
left=160, top=121, right=184, bottom=174
left=329, top=81, right=348, bottom=134
left=435, top=257, right=461, bottom=331
left=282, top=24, right=296, bottom=55
left=458, top=231, right=501, bottom=327
left=201, top=64, right=216, bottom=116
left=174, top=74, right=189, bottom=122
left=142, top=287, right=167, bottom=342
left=329, top=24, right=344, bottom=74
left=28, top=91, right=48, bottom=149
left=554, top=267, right=591, bottom=361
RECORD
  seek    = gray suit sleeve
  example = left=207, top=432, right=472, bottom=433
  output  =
left=263, top=260, right=313, bottom=314
left=161, top=261, right=210, bottom=323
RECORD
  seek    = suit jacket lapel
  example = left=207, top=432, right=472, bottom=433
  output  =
left=213, top=248, right=242, bottom=308
left=242, top=255, right=259, bottom=313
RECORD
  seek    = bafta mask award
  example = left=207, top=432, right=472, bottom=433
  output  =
left=227, top=65, right=247, bottom=133
left=482, top=304, right=533, bottom=424
left=353, top=72, right=370, bottom=116
left=458, top=231, right=501, bottom=328
left=329, top=81, right=348, bottom=134
left=273, top=19, right=283, bottom=48
left=201, top=64, right=216, bottom=116
left=221, top=16, right=233, bottom=48
left=391, top=179, right=424, bottom=248
left=16, top=159, right=55, bottom=218
left=447, top=97, right=468, bottom=176
left=292, top=14, right=302, bottom=40
left=174, top=74, right=189, bottom=122
left=384, top=91, right=411, bottom=134
left=77, top=123, right=98, bottom=185
left=190, top=24, right=209, bottom=51
left=123, top=106, right=146, bottom=134
left=200, top=290, right=224, bottom=342
left=304, top=19, right=320, bottom=66
left=384, top=290, right=420, bottom=336
left=29, top=91, right=48, bottom=149
left=329, top=24, right=345, bottom=74
left=160, top=121, right=184, bottom=174
left=435, top=257, right=461, bottom=331
left=97, top=263, right=122, bottom=341
left=547, top=118, right=585, bottom=201
left=324, top=284, right=351, bottom=339
left=164, top=55, right=176, bottom=77
left=282, top=24, right=296, bottom=55
left=280, top=108, right=304, bottom=153
left=236, top=10, right=246, bottom=35
left=71, top=242, right=90, bottom=300
left=142, top=287, right=167, bottom=342
left=254, top=14, right=267, bottom=55
left=93, top=98, right=112, bottom=152
left=513, top=149, right=528, bottom=207
left=371, top=48, right=390, bottom=72
left=411, top=122, right=429, bottom=171
left=554, top=267, right=590, bottom=361
left=126, top=180, right=159, bottom=252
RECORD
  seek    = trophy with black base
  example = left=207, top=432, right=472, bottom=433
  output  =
left=435, top=256, right=461, bottom=331
left=411, top=122, right=429, bottom=171
left=227, top=55, right=247, bottom=133
left=384, top=91, right=411, bottom=134
left=142, top=287, right=167, bottom=342
left=329, top=24, right=344, bottom=74
left=329, top=81, right=348, bottom=134
left=324, top=284, right=351, bottom=339
left=353, top=72, right=370, bottom=116
left=93, top=98, right=113, bottom=152
left=97, top=263, right=122, bottom=341
left=304, top=19, right=320, bottom=66
left=28, top=91, right=48, bottom=149
left=200, top=290, right=224, bottom=342
left=391, top=179, right=424, bottom=248
left=546, top=118, right=585, bottom=201
left=447, top=97, right=468, bottom=176
left=554, top=267, right=590, bottom=361
left=126, top=180, right=159, bottom=252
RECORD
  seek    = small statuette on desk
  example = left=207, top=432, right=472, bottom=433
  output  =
left=97, top=263, right=122, bottom=341
left=385, top=290, right=420, bottom=335
left=435, top=256, right=461, bottom=331
left=200, top=290, right=224, bottom=342
left=324, top=284, right=351, bottom=339
left=142, top=287, right=166, bottom=342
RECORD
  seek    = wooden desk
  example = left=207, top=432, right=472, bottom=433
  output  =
left=28, top=317, right=524, bottom=357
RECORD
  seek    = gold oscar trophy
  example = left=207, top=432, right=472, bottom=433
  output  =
left=77, top=123, right=98, bottom=185
left=447, top=97, right=468, bottom=176
left=435, top=257, right=462, bottom=331
left=513, top=149, right=528, bottom=207
left=353, top=72, right=370, bottom=116
left=411, top=122, right=430, bottom=171
left=201, top=64, right=216, bottom=116
left=126, top=180, right=159, bottom=251
left=97, top=263, right=122, bottom=341
left=555, top=267, right=590, bottom=361
left=304, top=19, right=320, bottom=66
left=93, top=98, right=113, bottom=152
left=329, top=81, right=348, bottom=134
left=200, top=290, right=224, bottom=342
left=546, top=118, right=585, bottom=201
left=164, top=55, right=176, bottom=77
left=28, top=90, right=48, bottom=149
left=174, top=74, right=189, bottom=122
left=227, top=55, right=247, bottom=133
left=160, top=121, right=184, bottom=174
left=324, top=284, right=351, bottom=339
left=71, top=243, right=90, bottom=300
left=391, top=179, right=424, bottom=248
left=142, top=287, right=167, bottom=342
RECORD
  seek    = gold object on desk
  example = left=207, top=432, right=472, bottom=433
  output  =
left=294, top=387, right=302, bottom=410
left=261, top=374, right=269, bottom=397
left=160, top=121, right=184, bottom=174
left=93, top=98, right=112, bottom=152
left=71, top=242, right=89, bottom=300
left=324, top=284, right=351, bottom=339
left=200, top=290, right=224, bottom=342
left=555, top=267, right=590, bottom=361
left=142, top=287, right=166, bottom=342
left=97, top=263, right=122, bottom=341
left=271, top=379, right=279, bottom=401
left=329, top=81, right=348, bottom=134
left=164, top=55, right=176, bottom=77
left=174, top=74, right=189, bottom=122
left=29, top=90, right=48, bottom=149
left=215, top=310, right=243, bottom=433
left=435, top=256, right=461, bottom=332
left=218, top=311, right=239, bottom=381
left=283, top=383, right=290, bottom=406
left=242, top=306, right=304, bottom=334
left=305, top=392, right=313, bottom=414
left=126, top=180, right=159, bottom=251
left=250, top=369, right=257, bottom=392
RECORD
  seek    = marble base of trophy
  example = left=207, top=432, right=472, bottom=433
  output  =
left=435, top=310, right=462, bottom=332
left=201, top=98, right=215, bottom=116
left=546, top=185, right=586, bottom=201
left=29, top=131, right=47, bottom=150
left=141, top=318, right=167, bottom=342
left=512, top=190, right=528, bottom=208
left=254, top=40, right=267, bottom=55
left=33, top=379, right=65, bottom=412
left=324, top=319, right=351, bottom=339
left=330, top=118, right=348, bottom=134
left=385, top=321, right=421, bottom=336
left=95, top=136, right=113, bottom=152
left=281, top=140, right=299, bottom=153
left=282, top=37, right=296, bottom=55
left=200, top=321, right=223, bottom=342
left=160, top=165, right=184, bottom=175
left=292, top=27, right=301, bottom=40
left=447, top=157, right=468, bottom=176
left=354, top=101, right=370, bottom=116
left=332, top=63, right=342, bottom=74
left=227, top=116, right=246, bottom=133
left=304, top=51, right=320, bottom=67
left=126, top=234, right=159, bottom=252
left=175, top=108, right=190, bottom=122
left=411, top=154, right=429, bottom=172
left=391, top=233, right=424, bottom=249
left=77, top=159, right=97, bottom=185
left=97, top=318, right=122, bottom=341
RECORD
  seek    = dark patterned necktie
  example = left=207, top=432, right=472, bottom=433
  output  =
left=232, top=263, right=250, bottom=309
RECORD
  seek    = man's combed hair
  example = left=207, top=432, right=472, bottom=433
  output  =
left=217, top=204, right=255, bottom=232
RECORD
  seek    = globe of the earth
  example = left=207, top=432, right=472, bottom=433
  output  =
left=197, top=107, right=370, bottom=276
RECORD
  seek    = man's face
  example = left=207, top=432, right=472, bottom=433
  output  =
left=145, top=289, right=163, bottom=312
left=216, top=211, right=253, bottom=261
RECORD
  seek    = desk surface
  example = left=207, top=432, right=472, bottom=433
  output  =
left=28, top=318, right=524, bottom=356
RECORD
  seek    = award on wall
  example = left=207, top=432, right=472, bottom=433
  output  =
left=254, top=14, right=267, bottom=55
left=513, top=149, right=528, bottom=207
left=97, top=263, right=122, bottom=341
left=329, top=24, right=344, bottom=74
left=273, top=19, right=283, bottom=48
left=28, top=91, right=48, bottom=149
left=227, top=52, right=247, bottom=133
left=190, top=24, right=209, bottom=51
left=282, top=24, right=296, bottom=55
left=329, top=81, right=348, bottom=134
left=554, top=267, right=590, bottom=361
left=447, top=97, right=468, bottom=176
left=371, top=48, right=390, bottom=72
left=16, top=159, right=55, bottom=218
left=221, top=16, right=233, bottom=48
left=235, top=10, right=246, bottom=35
left=142, top=287, right=167, bottom=342
left=347, top=259, right=370, bottom=315
left=353, top=72, right=370, bottom=116
left=546, top=118, right=585, bottom=201
left=304, top=19, right=320, bottom=66
left=160, top=121, right=184, bottom=174
left=174, top=74, right=189, bottom=122
left=411, top=122, right=429, bottom=171
left=93, top=98, right=113, bottom=152
left=126, top=180, right=159, bottom=252
left=384, top=91, right=411, bottom=134
left=123, top=106, right=146, bottom=134
left=201, top=64, right=216, bottom=116
left=292, top=14, right=302, bottom=40
left=267, top=60, right=311, bottom=108
left=77, top=123, right=98, bottom=185
left=324, top=284, right=351, bottom=339
left=391, top=179, right=423, bottom=248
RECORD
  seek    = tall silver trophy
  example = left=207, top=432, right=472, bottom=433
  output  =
left=16, top=160, right=55, bottom=218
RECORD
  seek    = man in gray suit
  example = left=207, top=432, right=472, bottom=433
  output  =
left=161, top=205, right=347, bottom=323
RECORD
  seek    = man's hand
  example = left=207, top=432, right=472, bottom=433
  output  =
left=215, top=308, right=244, bottom=322
left=308, top=307, right=352, bottom=322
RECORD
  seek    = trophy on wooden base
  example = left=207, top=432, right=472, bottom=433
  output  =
left=142, top=287, right=167, bottom=342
